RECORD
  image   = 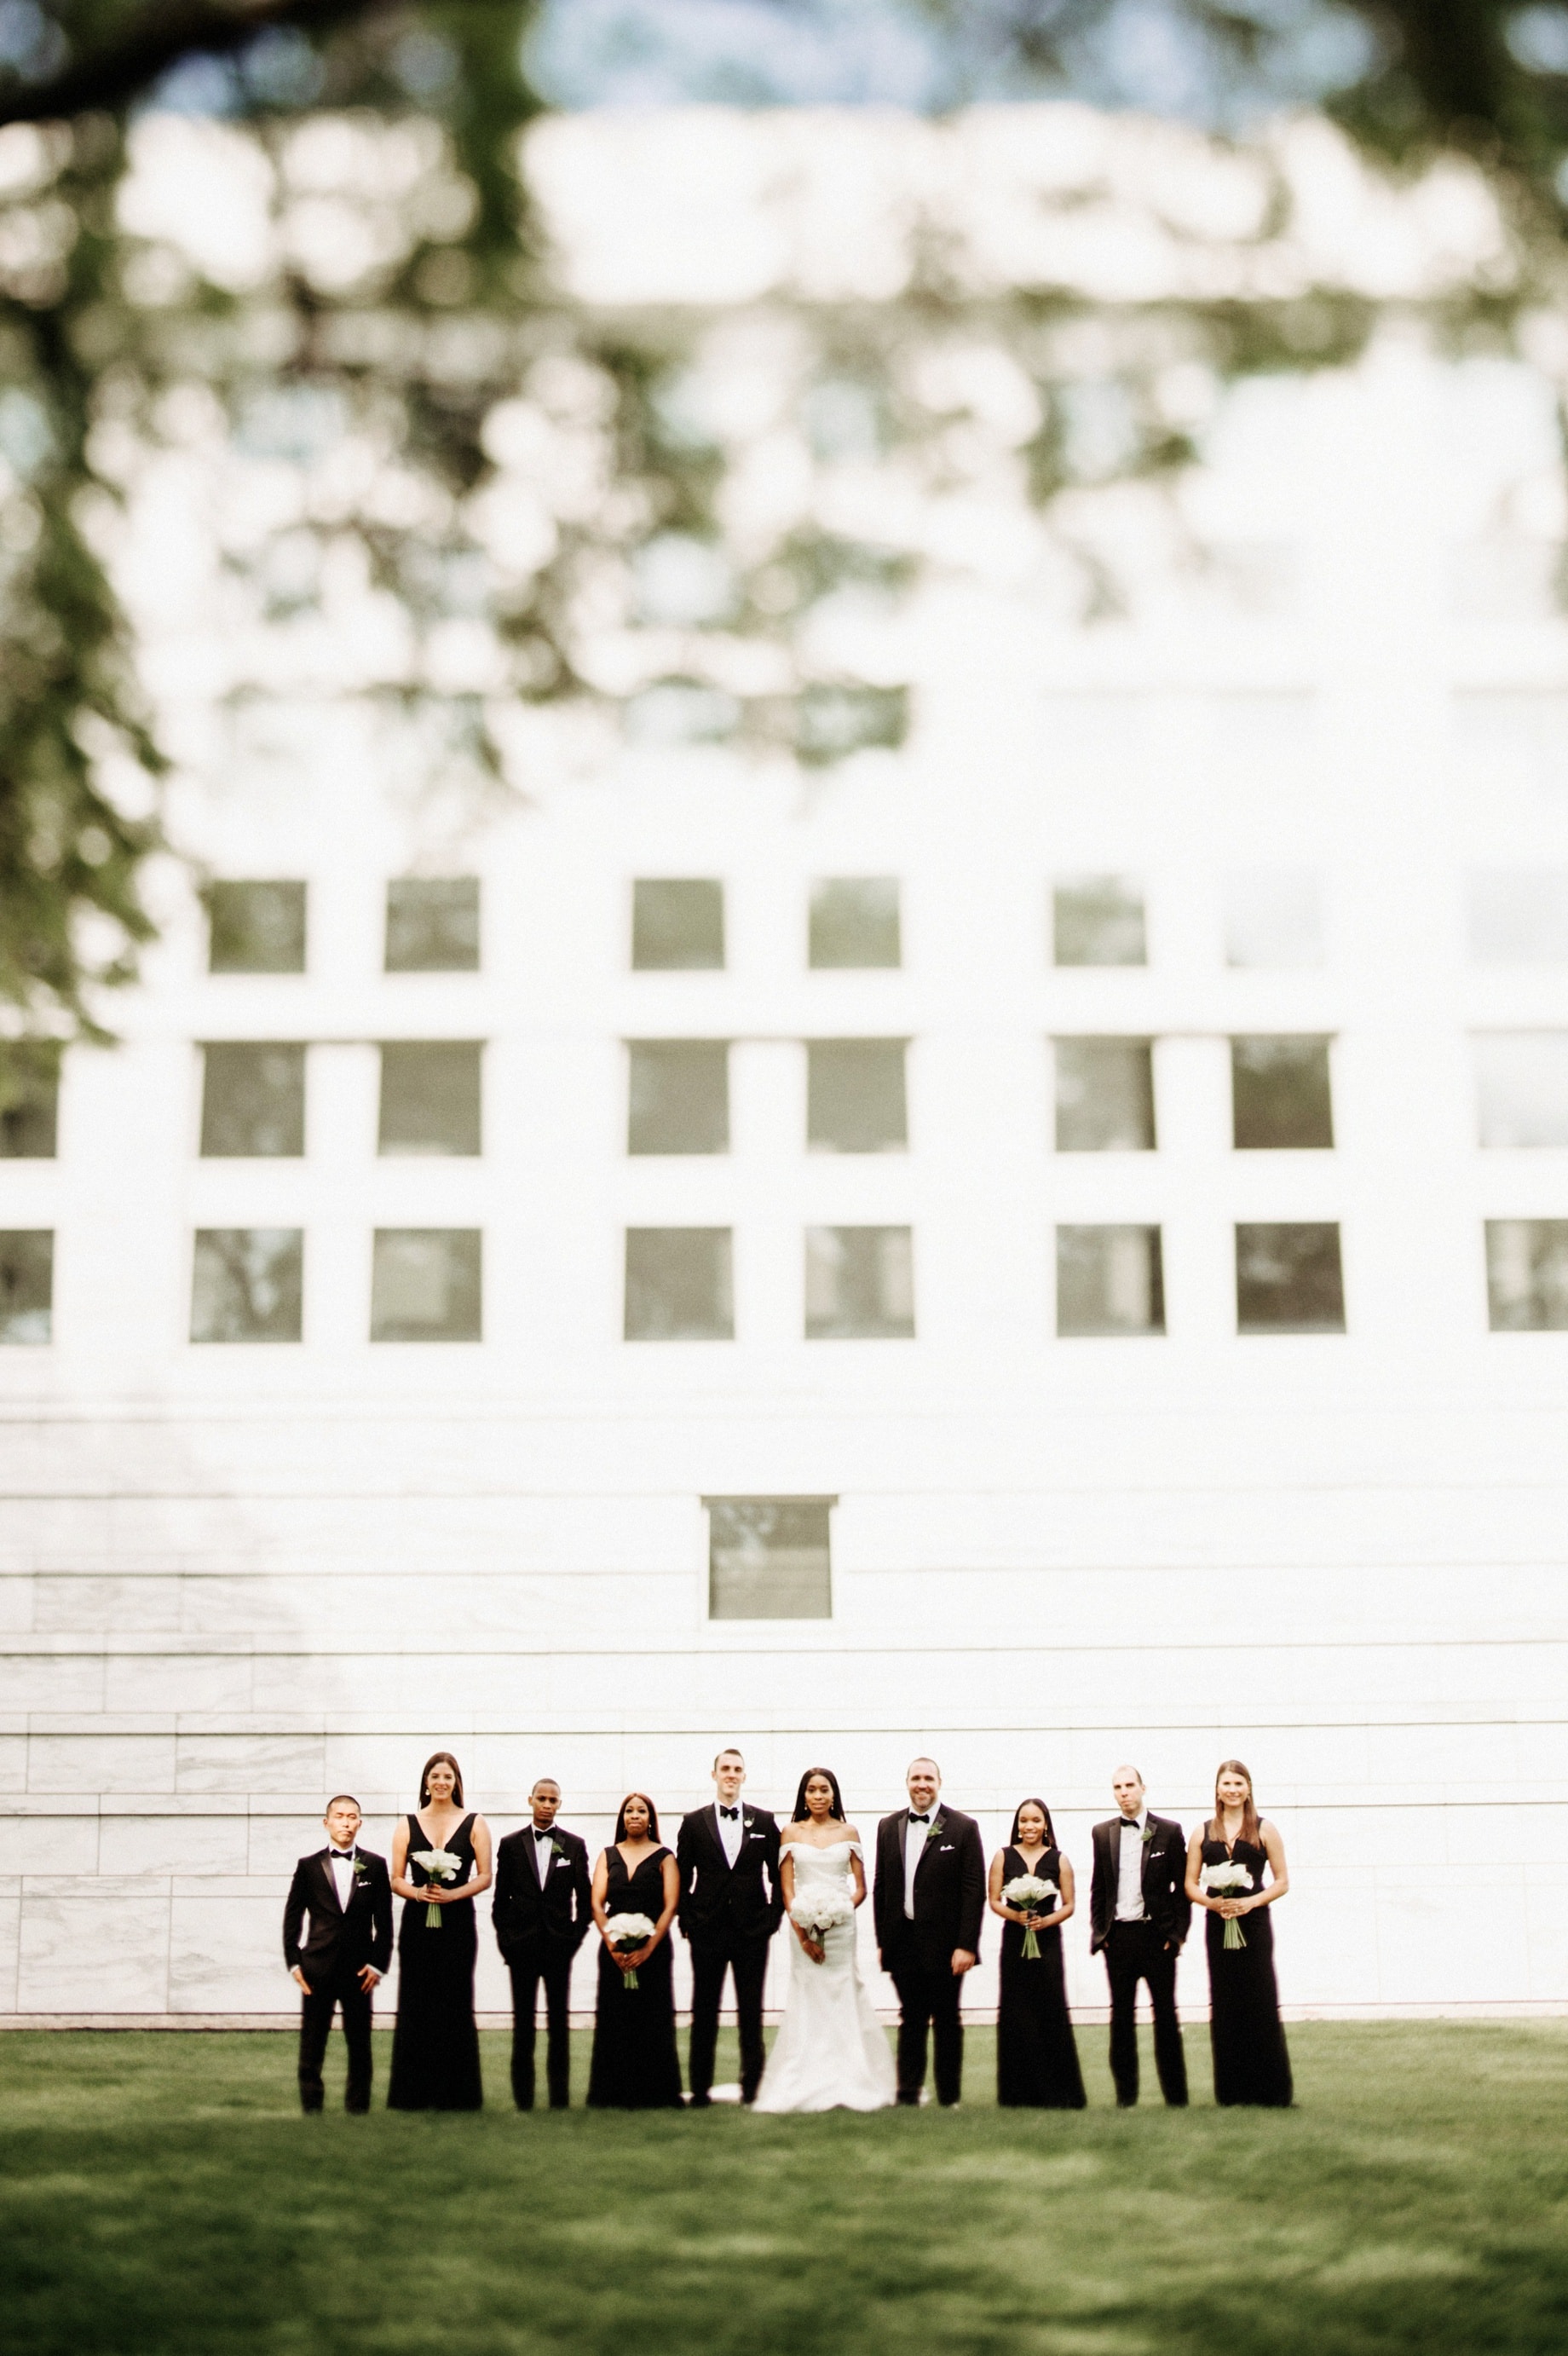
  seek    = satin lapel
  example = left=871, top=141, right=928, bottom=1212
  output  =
left=709, top=1805, right=734, bottom=1873
left=913, top=1811, right=945, bottom=1888
left=318, top=1851, right=345, bottom=1915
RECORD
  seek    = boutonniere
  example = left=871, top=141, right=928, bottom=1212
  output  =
left=1140, top=1827, right=1156, bottom=1848
left=352, top=1859, right=371, bottom=1885
left=926, top=1815, right=945, bottom=1841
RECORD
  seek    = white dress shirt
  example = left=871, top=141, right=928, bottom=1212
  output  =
left=327, top=1849, right=355, bottom=1908
left=1114, top=1811, right=1148, bottom=1921
left=904, top=1810, right=934, bottom=1918
left=531, top=1826, right=555, bottom=1885
left=715, top=1803, right=744, bottom=1865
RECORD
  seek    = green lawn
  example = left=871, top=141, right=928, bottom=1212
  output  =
left=3, top=2023, right=1567, bottom=2354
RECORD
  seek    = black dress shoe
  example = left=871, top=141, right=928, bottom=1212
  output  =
left=895, top=2091, right=920, bottom=2106
left=688, top=2093, right=712, bottom=2108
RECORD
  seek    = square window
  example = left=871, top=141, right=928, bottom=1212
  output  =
left=1236, top=1222, right=1345, bottom=1333
left=627, top=1042, right=729, bottom=1155
left=705, top=1497, right=833, bottom=1620
left=199, top=1044, right=305, bottom=1158
left=1224, top=871, right=1323, bottom=969
left=191, top=1228, right=303, bottom=1343
left=384, top=878, right=480, bottom=973
left=1052, top=876, right=1146, bottom=967
left=631, top=879, right=724, bottom=970
left=371, top=1229, right=482, bottom=1342
left=806, top=1039, right=907, bottom=1152
left=1485, top=1220, right=1568, bottom=1330
left=625, top=1228, right=734, bottom=1339
left=0, top=1042, right=60, bottom=1158
left=0, top=1230, right=52, bottom=1343
left=378, top=1042, right=482, bottom=1156
left=1231, top=1037, right=1333, bottom=1150
left=1057, top=1225, right=1164, bottom=1336
left=1054, top=1038, right=1155, bottom=1152
left=804, top=1225, right=914, bottom=1338
left=1470, top=872, right=1568, bottom=966
left=206, top=881, right=307, bottom=974
left=1474, top=1034, right=1568, bottom=1147
left=809, top=878, right=901, bottom=968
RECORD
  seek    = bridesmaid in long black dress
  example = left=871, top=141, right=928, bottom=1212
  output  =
left=1185, top=1758, right=1293, bottom=2108
left=586, top=1793, right=683, bottom=2110
left=388, top=1751, right=493, bottom=2111
left=988, top=1798, right=1087, bottom=2109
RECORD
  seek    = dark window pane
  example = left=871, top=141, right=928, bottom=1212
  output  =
left=384, top=878, right=480, bottom=972
left=794, top=681, right=907, bottom=766
left=1054, top=1038, right=1155, bottom=1152
left=1057, top=1226, right=1165, bottom=1336
left=1473, top=1034, right=1568, bottom=1146
left=809, top=878, right=901, bottom=968
left=199, top=1044, right=305, bottom=1158
left=191, top=1228, right=303, bottom=1343
left=706, top=1498, right=833, bottom=1620
left=371, top=1230, right=482, bottom=1342
left=378, top=1042, right=482, bottom=1156
left=0, top=1042, right=60, bottom=1158
left=627, top=1042, right=729, bottom=1154
left=1236, top=1222, right=1345, bottom=1333
left=1485, top=1220, right=1568, bottom=1330
left=807, top=1040, right=907, bottom=1152
left=0, top=1230, right=52, bottom=1343
left=206, top=881, right=307, bottom=974
left=1231, top=1037, right=1334, bottom=1150
left=631, top=879, right=724, bottom=970
left=804, top=1226, right=914, bottom=1338
left=1053, top=876, right=1145, bottom=967
left=625, top=1228, right=733, bottom=1339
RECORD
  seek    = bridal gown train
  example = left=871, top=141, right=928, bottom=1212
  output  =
left=752, top=1840, right=896, bottom=2112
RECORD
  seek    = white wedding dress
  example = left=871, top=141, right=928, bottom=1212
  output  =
left=752, top=1840, right=896, bottom=2112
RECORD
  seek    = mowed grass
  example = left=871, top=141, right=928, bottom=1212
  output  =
left=3, top=2023, right=1568, bottom=2355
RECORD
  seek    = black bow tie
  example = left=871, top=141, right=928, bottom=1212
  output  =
left=908, top=1812, right=931, bottom=1824
left=330, top=1852, right=355, bottom=1863
left=719, top=1806, right=740, bottom=1820
left=533, top=1828, right=553, bottom=1839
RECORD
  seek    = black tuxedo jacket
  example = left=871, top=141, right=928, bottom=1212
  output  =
left=492, top=1824, right=593, bottom=1963
left=873, top=1805, right=986, bottom=1974
left=282, top=1848, right=393, bottom=1989
left=1088, top=1812, right=1191, bottom=1953
left=676, top=1804, right=783, bottom=1946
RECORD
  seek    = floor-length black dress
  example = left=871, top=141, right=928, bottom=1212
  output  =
left=388, top=1810, right=484, bottom=2111
left=995, top=1844, right=1087, bottom=2110
left=585, top=1846, right=683, bottom=2111
left=1200, top=1832, right=1293, bottom=2108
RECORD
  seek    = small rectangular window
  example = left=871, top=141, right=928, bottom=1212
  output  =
left=191, top=1228, right=303, bottom=1343
left=806, top=1040, right=907, bottom=1152
left=1236, top=1222, right=1345, bottom=1333
left=1054, top=1038, right=1155, bottom=1152
left=199, top=1044, right=305, bottom=1158
left=371, top=1229, right=482, bottom=1342
left=384, top=878, right=480, bottom=973
left=1469, top=872, right=1568, bottom=966
left=631, top=879, right=724, bottom=970
left=809, top=878, right=901, bottom=969
left=1052, top=876, right=1146, bottom=967
left=1474, top=1034, right=1568, bottom=1147
left=627, top=1042, right=729, bottom=1155
left=705, top=1497, right=834, bottom=1620
left=1057, top=1226, right=1164, bottom=1337
left=625, top=1227, right=734, bottom=1339
left=1224, top=872, right=1323, bottom=969
left=1231, top=1037, right=1333, bottom=1150
left=804, top=1225, right=914, bottom=1338
left=1485, top=1220, right=1568, bottom=1329
left=0, top=1230, right=52, bottom=1343
left=0, top=1042, right=60, bottom=1158
left=206, top=881, right=307, bottom=974
left=378, top=1042, right=482, bottom=1157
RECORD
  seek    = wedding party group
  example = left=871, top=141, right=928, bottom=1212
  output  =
left=280, top=1747, right=1294, bottom=2116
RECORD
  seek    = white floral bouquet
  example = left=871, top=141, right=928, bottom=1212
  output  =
left=789, top=1887, right=855, bottom=1954
left=1200, top=1860, right=1254, bottom=1949
left=411, top=1847, right=464, bottom=1928
left=604, top=1911, right=658, bottom=1989
left=1000, top=1874, right=1058, bottom=1959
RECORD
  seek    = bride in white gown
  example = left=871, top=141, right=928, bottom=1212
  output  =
left=752, top=1768, right=896, bottom=2112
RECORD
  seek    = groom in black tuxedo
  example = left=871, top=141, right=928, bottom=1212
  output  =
left=873, top=1758, right=986, bottom=2106
left=492, top=1778, right=593, bottom=2109
left=677, top=1747, right=783, bottom=2106
left=1089, top=1764, right=1190, bottom=2107
left=282, top=1794, right=394, bottom=2114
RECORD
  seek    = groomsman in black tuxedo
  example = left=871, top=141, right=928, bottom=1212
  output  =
left=492, top=1778, right=593, bottom=2110
left=873, top=1758, right=986, bottom=2106
left=1089, top=1764, right=1190, bottom=2108
left=282, top=1795, right=393, bottom=2114
left=677, top=1747, right=783, bottom=2106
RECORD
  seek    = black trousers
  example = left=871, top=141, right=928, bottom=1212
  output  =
left=297, top=1972, right=374, bottom=2112
left=1104, top=1920, right=1188, bottom=2106
left=889, top=1959, right=965, bottom=2105
left=507, top=1949, right=576, bottom=2110
left=687, top=1933, right=770, bottom=2102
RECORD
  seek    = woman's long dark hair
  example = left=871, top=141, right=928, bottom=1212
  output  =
left=1009, top=1798, right=1055, bottom=1848
left=614, top=1793, right=660, bottom=1842
left=1209, top=1759, right=1261, bottom=1847
left=418, top=1751, right=464, bottom=1807
left=792, top=1766, right=845, bottom=1822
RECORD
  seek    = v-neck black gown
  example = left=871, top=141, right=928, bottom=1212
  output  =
left=586, top=1846, right=683, bottom=2110
left=1200, top=1833, right=1293, bottom=2108
left=388, top=1810, right=484, bottom=2111
left=995, top=1845, right=1087, bottom=2109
